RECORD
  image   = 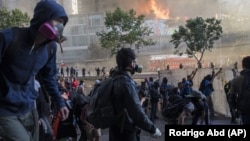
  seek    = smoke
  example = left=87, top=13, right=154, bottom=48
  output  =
left=108, top=0, right=219, bottom=18
left=108, top=0, right=250, bottom=33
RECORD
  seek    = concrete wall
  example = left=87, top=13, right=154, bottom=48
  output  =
left=158, top=68, right=237, bottom=117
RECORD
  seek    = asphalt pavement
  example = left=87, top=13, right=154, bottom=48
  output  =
left=97, top=110, right=240, bottom=141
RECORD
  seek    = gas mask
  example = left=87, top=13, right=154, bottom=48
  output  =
left=54, top=23, right=65, bottom=42
left=134, top=64, right=143, bottom=73
left=38, top=22, right=65, bottom=41
left=130, top=64, right=143, bottom=75
left=37, top=22, right=65, bottom=53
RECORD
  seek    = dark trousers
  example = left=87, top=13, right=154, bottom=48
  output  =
left=203, top=101, right=211, bottom=125
left=77, top=120, right=87, bottom=141
left=150, top=101, right=158, bottom=122
left=206, top=95, right=214, bottom=117
left=226, top=95, right=237, bottom=122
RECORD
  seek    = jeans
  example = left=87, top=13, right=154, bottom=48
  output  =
left=203, top=100, right=211, bottom=125
left=150, top=102, right=158, bottom=122
left=206, top=95, right=214, bottom=117
left=0, top=108, right=39, bottom=141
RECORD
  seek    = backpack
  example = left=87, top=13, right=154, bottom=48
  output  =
left=161, top=95, right=189, bottom=119
left=72, top=93, right=90, bottom=119
left=87, top=75, right=123, bottom=129
left=236, top=73, right=250, bottom=115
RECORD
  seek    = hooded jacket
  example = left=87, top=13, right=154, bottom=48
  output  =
left=0, top=0, right=68, bottom=116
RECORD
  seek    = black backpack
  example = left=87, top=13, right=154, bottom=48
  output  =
left=162, top=95, right=189, bottom=119
left=87, top=75, right=124, bottom=129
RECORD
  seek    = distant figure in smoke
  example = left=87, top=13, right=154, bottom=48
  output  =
left=210, top=62, right=215, bottom=69
left=95, top=67, right=100, bottom=76
left=101, top=67, right=106, bottom=76
left=82, top=67, right=86, bottom=77
left=179, top=63, right=183, bottom=69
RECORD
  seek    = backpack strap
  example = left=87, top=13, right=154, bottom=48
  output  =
left=3, top=27, right=26, bottom=61
left=36, top=72, right=50, bottom=103
left=3, top=27, right=54, bottom=61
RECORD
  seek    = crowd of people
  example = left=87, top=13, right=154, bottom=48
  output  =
left=58, top=66, right=107, bottom=78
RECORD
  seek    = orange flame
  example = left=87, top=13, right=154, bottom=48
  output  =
left=150, top=0, right=170, bottom=19
left=135, top=0, right=170, bottom=19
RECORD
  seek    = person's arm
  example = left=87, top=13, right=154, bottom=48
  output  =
left=39, top=42, right=69, bottom=121
left=190, top=68, right=198, bottom=80
left=118, top=78, right=162, bottom=138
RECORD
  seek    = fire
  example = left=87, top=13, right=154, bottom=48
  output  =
left=150, top=0, right=170, bottom=19
left=135, top=0, right=170, bottom=19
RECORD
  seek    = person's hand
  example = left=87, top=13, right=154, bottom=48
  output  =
left=151, top=128, right=162, bottom=138
left=60, top=106, right=69, bottom=121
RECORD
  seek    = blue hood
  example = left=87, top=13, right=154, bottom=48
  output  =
left=30, top=0, right=68, bottom=36
left=0, top=0, right=68, bottom=116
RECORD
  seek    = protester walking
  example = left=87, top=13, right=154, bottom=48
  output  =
left=0, top=1, right=69, bottom=140
left=108, top=48, right=162, bottom=141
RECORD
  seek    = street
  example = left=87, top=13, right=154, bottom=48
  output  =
left=95, top=110, right=238, bottom=141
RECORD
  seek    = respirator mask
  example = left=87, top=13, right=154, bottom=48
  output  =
left=130, top=64, right=143, bottom=75
left=134, top=64, right=143, bottom=73
left=38, top=22, right=66, bottom=53
left=54, top=23, right=65, bottom=42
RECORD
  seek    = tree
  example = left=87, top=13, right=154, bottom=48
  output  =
left=0, top=7, right=30, bottom=30
left=88, top=43, right=110, bottom=59
left=96, top=7, right=155, bottom=56
left=170, top=17, right=223, bottom=68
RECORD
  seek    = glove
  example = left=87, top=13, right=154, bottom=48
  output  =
left=152, top=128, right=162, bottom=138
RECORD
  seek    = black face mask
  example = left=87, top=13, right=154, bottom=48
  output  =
left=134, top=64, right=143, bottom=73
left=130, top=64, right=143, bottom=75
